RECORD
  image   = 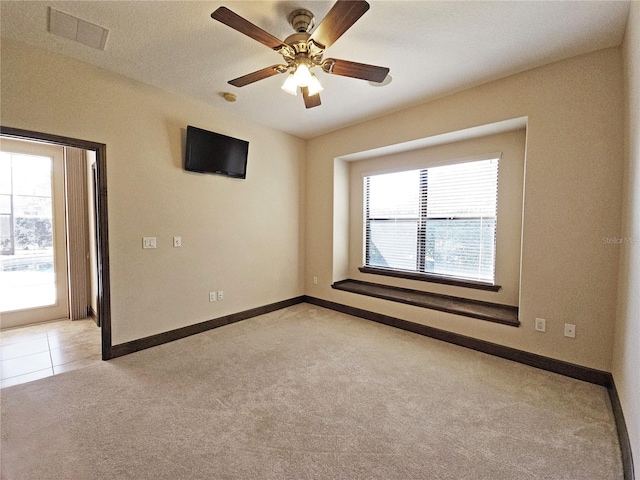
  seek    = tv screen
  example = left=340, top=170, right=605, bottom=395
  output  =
left=185, top=125, right=249, bottom=179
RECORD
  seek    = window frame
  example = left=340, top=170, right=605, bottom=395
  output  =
left=362, top=156, right=501, bottom=291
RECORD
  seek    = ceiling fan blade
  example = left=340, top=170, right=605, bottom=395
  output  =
left=324, top=58, right=389, bottom=83
left=301, top=87, right=321, bottom=109
left=310, top=0, right=370, bottom=49
left=212, top=7, right=284, bottom=50
left=228, top=65, right=286, bottom=87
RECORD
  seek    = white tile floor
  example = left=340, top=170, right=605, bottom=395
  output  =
left=0, top=318, right=101, bottom=388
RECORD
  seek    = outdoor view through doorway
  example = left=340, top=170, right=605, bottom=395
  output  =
left=0, top=139, right=69, bottom=327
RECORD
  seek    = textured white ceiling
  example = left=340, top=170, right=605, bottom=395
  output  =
left=0, top=1, right=630, bottom=139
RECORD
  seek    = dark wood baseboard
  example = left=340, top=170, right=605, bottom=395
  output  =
left=107, top=296, right=305, bottom=359
left=304, top=295, right=608, bottom=385
left=608, top=376, right=636, bottom=480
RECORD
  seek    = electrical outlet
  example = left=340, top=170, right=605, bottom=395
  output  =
left=142, top=237, right=156, bottom=249
left=173, top=236, right=181, bottom=247
left=209, top=292, right=217, bottom=302
left=217, top=290, right=224, bottom=301
left=313, top=276, right=318, bottom=285
left=564, top=323, right=576, bottom=338
left=535, top=317, right=546, bottom=332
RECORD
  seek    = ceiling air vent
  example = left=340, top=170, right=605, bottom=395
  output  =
left=48, top=7, right=109, bottom=50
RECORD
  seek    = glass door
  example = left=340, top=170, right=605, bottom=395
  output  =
left=0, top=138, right=69, bottom=328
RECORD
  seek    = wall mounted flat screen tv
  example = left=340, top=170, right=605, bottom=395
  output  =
left=185, top=125, right=249, bottom=179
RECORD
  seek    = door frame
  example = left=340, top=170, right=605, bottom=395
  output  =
left=1, top=126, right=113, bottom=360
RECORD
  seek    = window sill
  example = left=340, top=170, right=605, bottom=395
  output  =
left=359, top=266, right=501, bottom=292
left=332, top=279, right=519, bottom=327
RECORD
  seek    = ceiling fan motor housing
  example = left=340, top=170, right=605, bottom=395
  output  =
left=284, top=33, right=312, bottom=53
left=288, top=9, right=315, bottom=33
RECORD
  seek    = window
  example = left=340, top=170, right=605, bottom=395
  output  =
left=364, top=157, right=499, bottom=284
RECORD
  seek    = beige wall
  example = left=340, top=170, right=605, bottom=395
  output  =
left=0, top=38, right=306, bottom=345
left=616, top=1, right=640, bottom=473
left=306, top=47, right=624, bottom=372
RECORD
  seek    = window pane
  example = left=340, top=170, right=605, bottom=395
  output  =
left=0, top=194, right=10, bottom=215
left=0, top=214, right=11, bottom=254
left=368, top=170, right=419, bottom=218
left=11, top=154, right=51, bottom=197
left=368, top=220, right=417, bottom=270
left=0, top=153, right=11, bottom=194
left=424, top=218, right=496, bottom=282
left=364, top=157, right=499, bottom=283
left=13, top=214, right=53, bottom=251
left=422, top=159, right=498, bottom=282
left=13, top=195, right=52, bottom=221
left=0, top=151, right=56, bottom=312
left=426, top=160, right=498, bottom=218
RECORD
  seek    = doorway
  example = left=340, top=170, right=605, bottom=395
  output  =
left=0, top=126, right=111, bottom=361
left=0, top=139, right=70, bottom=326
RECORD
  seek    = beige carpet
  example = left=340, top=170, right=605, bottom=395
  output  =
left=0, top=304, right=622, bottom=479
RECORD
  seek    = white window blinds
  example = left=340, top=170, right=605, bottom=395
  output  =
left=364, top=157, right=499, bottom=283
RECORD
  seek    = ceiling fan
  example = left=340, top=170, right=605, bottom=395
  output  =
left=211, top=0, right=390, bottom=109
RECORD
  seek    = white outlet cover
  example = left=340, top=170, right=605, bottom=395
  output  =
left=142, top=237, right=156, bottom=249
left=535, top=317, right=546, bottom=332
left=564, top=323, right=576, bottom=338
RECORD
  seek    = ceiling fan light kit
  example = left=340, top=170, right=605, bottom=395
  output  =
left=211, top=0, right=389, bottom=109
left=306, top=75, right=324, bottom=96
left=281, top=70, right=323, bottom=97
left=293, top=60, right=312, bottom=86
left=281, top=73, right=298, bottom=95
